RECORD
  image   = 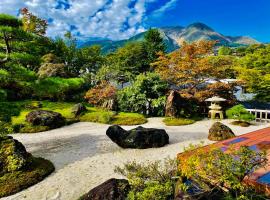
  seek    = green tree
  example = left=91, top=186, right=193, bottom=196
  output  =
left=53, top=33, right=104, bottom=77
left=117, top=72, right=168, bottom=116
left=0, top=13, right=51, bottom=70
left=0, top=14, right=23, bottom=65
left=97, top=29, right=164, bottom=84
left=218, top=46, right=233, bottom=55
left=152, top=41, right=235, bottom=102
left=102, top=42, right=149, bottom=83
left=74, top=45, right=104, bottom=75
left=144, top=29, right=166, bottom=65
left=20, top=8, right=47, bottom=36
left=236, top=44, right=270, bottom=101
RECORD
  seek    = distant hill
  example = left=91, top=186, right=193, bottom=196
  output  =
left=79, top=22, right=260, bottom=53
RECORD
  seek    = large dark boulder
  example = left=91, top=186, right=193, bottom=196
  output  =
left=26, top=110, right=66, bottom=129
left=71, top=103, right=87, bottom=117
left=208, top=122, right=235, bottom=141
left=0, top=136, right=31, bottom=173
left=79, top=178, right=130, bottom=200
left=106, top=125, right=169, bottom=149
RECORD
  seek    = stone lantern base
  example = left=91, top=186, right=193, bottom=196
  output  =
left=209, top=110, right=224, bottom=119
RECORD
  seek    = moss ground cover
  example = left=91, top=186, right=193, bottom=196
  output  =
left=79, top=108, right=115, bottom=124
left=2, top=101, right=147, bottom=133
left=0, top=157, right=55, bottom=198
left=163, top=117, right=196, bottom=126
left=111, top=112, right=147, bottom=125
left=230, top=120, right=251, bottom=127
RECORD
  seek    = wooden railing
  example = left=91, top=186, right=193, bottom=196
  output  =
left=247, top=109, right=270, bottom=123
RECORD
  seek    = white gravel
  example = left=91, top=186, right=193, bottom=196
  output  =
left=2, top=118, right=269, bottom=200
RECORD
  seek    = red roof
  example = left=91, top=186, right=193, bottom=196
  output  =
left=178, top=127, right=270, bottom=195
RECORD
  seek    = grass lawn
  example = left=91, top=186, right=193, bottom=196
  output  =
left=111, top=112, right=147, bottom=125
left=163, top=117, right=196, bottom=126
left=2, top=101, right=147, bottom=133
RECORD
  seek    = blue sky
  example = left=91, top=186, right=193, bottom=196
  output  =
left=0, top=0, right=269, bottom=42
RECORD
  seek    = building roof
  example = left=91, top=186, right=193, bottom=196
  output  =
left=178, top=127, right=270, bottom=196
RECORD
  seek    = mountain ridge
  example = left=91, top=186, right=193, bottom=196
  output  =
left=79, top=22, right=260, bottom=53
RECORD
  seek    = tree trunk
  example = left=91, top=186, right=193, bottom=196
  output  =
left=0, top=32, right=11, bottom=65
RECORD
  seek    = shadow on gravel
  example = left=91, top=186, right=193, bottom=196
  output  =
left=27, top=134, right=120, bottom=170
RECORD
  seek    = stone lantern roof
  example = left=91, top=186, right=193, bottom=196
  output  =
left=205, top=96, right=226, bottom=102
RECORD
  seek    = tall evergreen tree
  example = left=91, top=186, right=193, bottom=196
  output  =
left=144, top=29, right=166, bottom=65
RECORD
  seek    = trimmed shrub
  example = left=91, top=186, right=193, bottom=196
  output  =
left=33, top=77, right=85, bottom=101
left=226, top=104, right=255, bottom=122
left=41, top=53, right=61, bottom=63
left=38, top=63, right=67, bottom=78
left=0, top=102, right=22, bottom=122
left=0, top=89, right=7, bottom=101
left=115, top=159, right=177, bottom=200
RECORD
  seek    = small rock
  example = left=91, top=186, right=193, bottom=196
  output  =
left=26, top=110, right=66, bottom=129
left=106, top=125, right=169, bottom=149
left=208, top=122, right=235, bottom=141
left=80, top=178, right=130, bottom=200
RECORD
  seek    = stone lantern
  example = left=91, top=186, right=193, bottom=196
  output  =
left=205, top=96, right=226, bottom=119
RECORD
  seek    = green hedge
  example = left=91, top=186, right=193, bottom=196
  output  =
left=33, top=77, right=86, bottom=101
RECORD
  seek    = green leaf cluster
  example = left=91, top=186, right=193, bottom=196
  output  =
left=115, top=158, right=177, bottom=200
left=226, top=104, right=255, bottom=122
left=117, top=72, right=168, bottom=116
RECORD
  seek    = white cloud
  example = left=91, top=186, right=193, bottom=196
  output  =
left=0, top=0, right=175, bottom=40
left=149, top=0, right=179, bottom=18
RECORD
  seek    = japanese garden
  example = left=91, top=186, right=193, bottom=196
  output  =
left=0, top=2, right=270, bottom=200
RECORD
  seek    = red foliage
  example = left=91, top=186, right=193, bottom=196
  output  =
left=20, top=7, right=48, bottom=36
left=84, top=81, right=117, bottom=107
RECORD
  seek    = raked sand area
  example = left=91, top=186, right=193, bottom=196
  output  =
left=2, top=118, right=269, bottom=200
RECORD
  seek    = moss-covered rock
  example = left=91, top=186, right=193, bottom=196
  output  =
left=0, top=136, right=55, bottom=197
left=0, top=136, right=31, bottom=174
left=208, top=122, right=235, bottom=141
left=0, top=157, right=54, bottom=198
left=26, top=110, right=66, bottom=129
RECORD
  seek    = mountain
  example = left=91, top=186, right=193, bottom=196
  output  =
left=79, top=22, right=260, bottom=53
